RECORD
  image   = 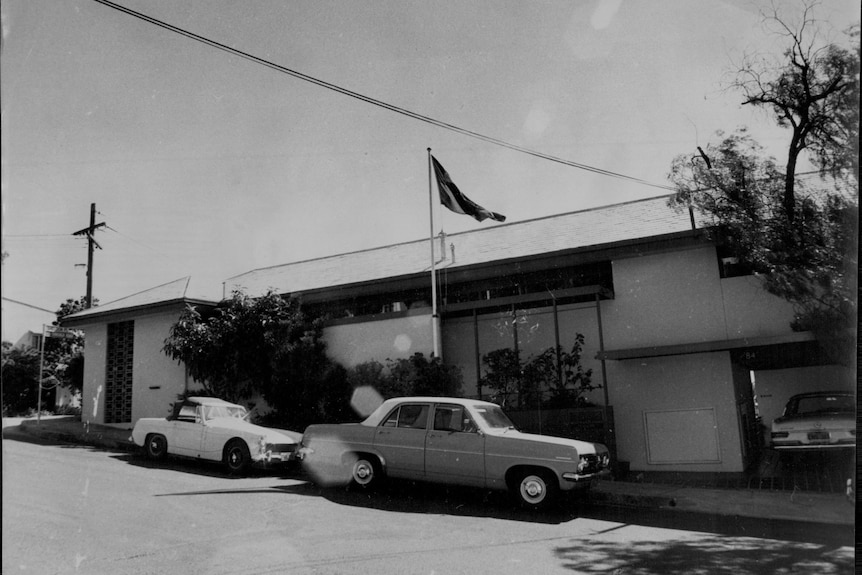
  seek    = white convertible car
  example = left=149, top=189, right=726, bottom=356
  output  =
left=131, top=397, right=302, bottom=474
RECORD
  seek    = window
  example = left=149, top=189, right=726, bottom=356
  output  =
left=382, top=404, right=430, bottom=429
left=433, top=405, right=476, bottom=433
left=105, top=320, right=134, bottom=424
left=717, top=245, right=754, bottom=278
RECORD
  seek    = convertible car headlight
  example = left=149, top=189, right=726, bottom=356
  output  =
left=258, top=435, right=268, bottom=454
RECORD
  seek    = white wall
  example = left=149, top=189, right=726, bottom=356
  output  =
left=130, top=313, right=190, bottom=424
left=607, top=351, right=745, bottom=473
left=602, top=246, right=797, bottom=348
left=323, top=312, right=434, bottom=368
left=78, top=310, right=190, bottom=428
left=603, top=247, right=728, bottom=348
left=720, top=275, right=798, bottom=338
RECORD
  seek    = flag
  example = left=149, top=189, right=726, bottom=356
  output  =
left=431, top=156, right=506, bottom=222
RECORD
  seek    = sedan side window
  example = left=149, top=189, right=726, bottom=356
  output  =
left=398, top=405, right=429, bottom=429
left=382, top=404, right=430, bottom=429
left=433, top=405, right=476, bottom=433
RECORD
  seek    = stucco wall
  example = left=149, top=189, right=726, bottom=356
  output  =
left=720, top=275, right=798, bottom=338
left=323, top=312, right=435, bottom=368
left=78, top=310, right=190, bottom=428
left=130, top=313, right=190, bottom=424
left=607, top=351, right=744, bottom=473
left=602, top=246, right=796, bottom=348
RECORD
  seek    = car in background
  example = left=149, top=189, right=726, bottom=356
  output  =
left=131, top=396, right=302, bottom=474
left=770, top=391, right=856, bottom=450
left=298, top=396, right=611, bottom=508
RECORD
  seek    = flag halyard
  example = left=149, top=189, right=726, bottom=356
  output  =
left=431, top=156, right=505, bottom=222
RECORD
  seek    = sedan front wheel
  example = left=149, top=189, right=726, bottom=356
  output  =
left=515, top=470, right=557, bottom=508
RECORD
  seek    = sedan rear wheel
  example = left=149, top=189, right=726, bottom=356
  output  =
left=224, top=440, right=251, bottom=475
left=145, top=434, right=168, bottom=460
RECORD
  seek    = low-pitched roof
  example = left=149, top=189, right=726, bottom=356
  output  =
left=62, top=277, right=216, bottom=325
left=227, top=195, right=704, bottom=296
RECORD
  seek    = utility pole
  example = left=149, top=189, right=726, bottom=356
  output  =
left=72, top=203, right=106, bottom=309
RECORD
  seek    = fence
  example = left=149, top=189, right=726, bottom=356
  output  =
left=507, top=406, right=619, bottom=472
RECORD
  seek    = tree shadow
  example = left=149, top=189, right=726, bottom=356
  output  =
left=553, top=531, right=854, bottom=574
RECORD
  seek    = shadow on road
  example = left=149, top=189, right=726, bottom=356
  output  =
left=276, top=479, right=592, bottom=524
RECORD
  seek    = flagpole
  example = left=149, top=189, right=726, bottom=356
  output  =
left=428, top=148, right=440, bottom=358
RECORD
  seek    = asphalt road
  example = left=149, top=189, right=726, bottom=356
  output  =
left=2, top=430, right=854, bottom=575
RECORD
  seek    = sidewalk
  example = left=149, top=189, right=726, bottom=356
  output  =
left=4, top=415, right=855, bottom=527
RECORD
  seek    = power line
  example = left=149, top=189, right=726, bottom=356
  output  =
left=91, top=0, right=676, bottom=192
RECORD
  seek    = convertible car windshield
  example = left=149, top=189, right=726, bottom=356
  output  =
left=472, top=405, right=517, bottom=430
left=203, top=405, right=248, bottom=420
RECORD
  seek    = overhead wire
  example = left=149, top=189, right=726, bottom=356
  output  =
left=90, top=0, right=677, bottom=192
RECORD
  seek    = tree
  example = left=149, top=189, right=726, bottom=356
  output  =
left=51, top=296, right=91, bottom=396
left=1, top=343, right=41, bottom=415
left=523, top=334, right=598, bottom=408
left=729, top=2, right=859, bottom=217
left=669, top=3, right=858, bottom=344
left=386, top=353, right=463, bottom=397
left=0, top=296, right=90, bottom=415
left=345, top=353, right=464, bottom=400
left=479, top=348, right=522, bottom=408
left=163, top=290, right=344, bottom=429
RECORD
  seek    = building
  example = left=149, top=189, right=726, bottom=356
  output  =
left=63, top=196, right=854, bottom=476
left=62, top=277, right=216, bottom=425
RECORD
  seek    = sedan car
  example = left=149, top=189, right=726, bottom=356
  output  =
left=131, top=397, right=302, bottom=474
left=298, top=396, right=611, bottom=508
left=770, top=391, right=856, bottom=450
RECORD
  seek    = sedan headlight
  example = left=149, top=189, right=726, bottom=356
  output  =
left=258, top=435, right=268, bottom=454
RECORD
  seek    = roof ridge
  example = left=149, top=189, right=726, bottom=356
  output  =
left=228, top=194, right=675, bottom=279
left=85, top=276, right=192, bottom=308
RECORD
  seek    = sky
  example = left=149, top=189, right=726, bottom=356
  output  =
left=1, top=0, right=858, bottom=342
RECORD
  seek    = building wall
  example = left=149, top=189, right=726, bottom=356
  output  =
left=607, top=351, right=744, bottom=472
left=130, top=313, right=190, bottom=424
left=720, top=275, right=798, bottom=338
left=78, top=311, right=189, bottom=428
left=323, top=312, right=435, bottom=368
left=602, top=246, right=796, bottom=348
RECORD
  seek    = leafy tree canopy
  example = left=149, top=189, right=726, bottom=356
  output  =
left=162, top=290, right=345, bottom=429
left=669, top=2, right=858, bottom=345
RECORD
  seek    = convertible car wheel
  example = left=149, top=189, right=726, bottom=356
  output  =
left=145, top=434, right=168, bottom=460
left=350, top=456, right=379, bottom=488
left=516, top=470, right=557, bottom=508
left=224, top=440, right=251, bottom=474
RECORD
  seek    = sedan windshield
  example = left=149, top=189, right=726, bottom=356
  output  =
left=472, top=405, right=517, bottom=430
